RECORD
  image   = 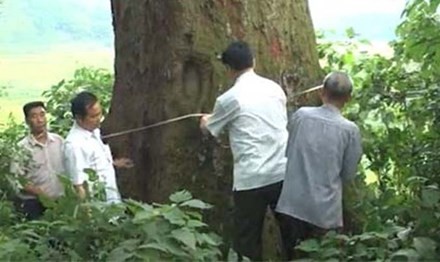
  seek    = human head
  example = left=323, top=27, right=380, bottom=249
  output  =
left=71, top=91, right=102, bottom=131
left=220, top=40, right=254, bottom=77
left=23, top=101, right=47, bottom=134
left=321, top=71, right=353, bottom=107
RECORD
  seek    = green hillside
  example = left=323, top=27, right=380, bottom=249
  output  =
left=0, top=0, right=112, bottom=53
left=0, top=0, right=113, bottom=123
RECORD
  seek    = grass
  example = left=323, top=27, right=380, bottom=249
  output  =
left=0, top=44, right=113, bottom=124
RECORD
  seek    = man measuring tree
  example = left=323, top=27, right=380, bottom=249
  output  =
left=199, top=40, right=288, bottom=261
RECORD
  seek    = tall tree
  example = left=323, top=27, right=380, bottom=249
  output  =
left=105, top=0, right=322, bottom=258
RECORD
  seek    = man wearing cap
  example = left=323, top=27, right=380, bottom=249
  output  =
left=200, top=41, right=288, bottom=260
left=276, top=72, right=363, bottom=259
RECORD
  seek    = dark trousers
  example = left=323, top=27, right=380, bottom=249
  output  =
left=232, top=181, right=283, bottom=261
left=278, top=213, right=328, bottom=260
left=14, top=198, right=46, bottom=220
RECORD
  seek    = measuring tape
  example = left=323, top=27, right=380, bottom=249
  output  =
left=102, top=85, right=322, bottom=139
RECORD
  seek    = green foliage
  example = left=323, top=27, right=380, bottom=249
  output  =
left=0, top=0, right=112, bottom=52
left=304, top=0, right=440, bottom=259
left=0, top=188, right=222, bottom=261
left=395, top=0, right=440, bottom=79
left=0, top=116, right=27, bottom=199
left=0, top=65, right=225, bottom=261
left=1, top=1, right=439, bottom=261
left=296, top=228, right=437, bottom=261
left=42, top=67, right=113, bottom=136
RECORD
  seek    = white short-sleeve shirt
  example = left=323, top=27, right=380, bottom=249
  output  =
left=206, top=69, right=288, bottom=191
left=63, top=122, right=121, bottom=203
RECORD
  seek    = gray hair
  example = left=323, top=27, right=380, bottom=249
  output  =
left=323, top=72, right=353, bottom=98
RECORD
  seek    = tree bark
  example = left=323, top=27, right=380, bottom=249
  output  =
left=105, top=0, right=322, bottom=259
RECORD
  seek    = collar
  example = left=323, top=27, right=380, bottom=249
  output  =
left=27, top=132, right=56, bottom=147
left=72, top=121, right=101, bottom=139
left=322, top=103, right=341, bottom=114
left=234, top=68, right=255, bottom=85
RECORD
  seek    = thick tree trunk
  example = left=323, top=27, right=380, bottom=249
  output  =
left=104, top=0, right=322, bottom=259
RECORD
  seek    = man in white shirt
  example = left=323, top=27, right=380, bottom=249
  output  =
left=200, top=41, right=288, bottom=261
left=11, top=101, right=64, bottom=219
left=63, top=91, right=133, bottom=203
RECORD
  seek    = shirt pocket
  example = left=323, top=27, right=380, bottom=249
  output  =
left=28, top=150, right=47, bottom=177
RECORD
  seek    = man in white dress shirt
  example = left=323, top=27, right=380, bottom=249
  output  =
left=63, top=91, right=133, bottom=203
left=200, top=41, right=288, bottom=261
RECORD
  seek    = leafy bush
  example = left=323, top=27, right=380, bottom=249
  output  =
left=0, top=116, right=27, bottom=199
left=0, top=66, right=225, bottom=261
left=302, top=0, right=440, bottom=259
left=296, top=227, right=437, bottom=261
left=42, top=67, right=113, bottom=136
left=0, top=188, right=222, bottom=261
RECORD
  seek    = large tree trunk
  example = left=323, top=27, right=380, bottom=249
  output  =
left=104, top=0, right=322, bottom=259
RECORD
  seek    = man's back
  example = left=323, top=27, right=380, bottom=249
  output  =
left=276, top=104, right=362, bottom=229
left=208, top=70, right=288, bottom=190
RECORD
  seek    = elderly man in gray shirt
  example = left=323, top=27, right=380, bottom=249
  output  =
left=276, top=72, right=363, bottom=259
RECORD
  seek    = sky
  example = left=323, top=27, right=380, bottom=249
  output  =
left=0, top=0, right=408, bottom=53
left=309, top=0, right=407, bottom=41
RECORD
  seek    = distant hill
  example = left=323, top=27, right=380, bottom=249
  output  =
left=0, top=0, right=404, bottom=55
left=0, top=0, right=113, bottom=53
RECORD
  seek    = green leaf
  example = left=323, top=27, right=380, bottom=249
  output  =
left=162, top=207, right=187, bottom=225
left=186, top=211, right=203, bottom=220
left=342, top=52, right=355, bottom=67
left=391, top=248, right=419, bottom=261
left=334, top=234, right=350, bottom=242
left=132, top=207, right=157, bottom=223
left=396, top=227, right=412, bottom=241
left=295, top=239, right=320, bottom=253
left=195, top=233, right=222, bottom=246
left=227, top=248, right=251, bottom=262
left=187, top=219, right=207, bottom=228
left=108, top=247, right=134, bottom=262
left=321, top=247, right=341, bottom=259
left=421, top=188, right=440, bottom=208
left=153, top=238, right=190, bottom=258
left=169, top=190, right=192, bottom=203
left=345, top=27, right=357, bottom=39
left=138, top=242, right=168, bottom=253
left=171, top=228, right=196, bottom=250
left=413, top=237, right=437, bottom=259
left=227, top=248, right=240, bottom=262
left=133, top=248, right=162, bottom=261
left=180, top=199, right=212, bottom=209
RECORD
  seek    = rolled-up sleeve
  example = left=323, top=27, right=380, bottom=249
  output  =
left=206, top=98, right=239, bottom=137
left=340, top=127, right=363, bottom=181
left=63, top=142, right=88, bottom=185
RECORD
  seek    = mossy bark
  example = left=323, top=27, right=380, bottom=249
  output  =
left=104, top=0, right=322, bottom=259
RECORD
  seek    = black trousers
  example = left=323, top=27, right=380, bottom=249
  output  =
left=277, top=213, right=328, bottom=260
left=14, top=198, right=46, bottom=220
left=232, top=181, right=283, bottom=261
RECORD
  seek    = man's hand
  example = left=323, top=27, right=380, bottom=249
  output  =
left=24, top=184, right=47, bottom=197
left=74, top=184, right=87, bottom=200
left=199, top=114, right=212, bottom=134
left=113, top=158, right=134, bottom=169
